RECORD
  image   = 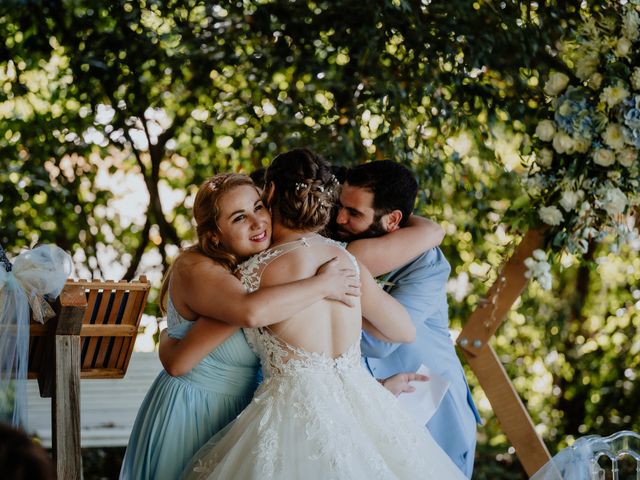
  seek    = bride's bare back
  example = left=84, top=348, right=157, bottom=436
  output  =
left=254, top=236, right=362, bottom=358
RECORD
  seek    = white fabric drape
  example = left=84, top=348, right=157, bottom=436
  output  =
left=0, top=245, right=73, bottom=427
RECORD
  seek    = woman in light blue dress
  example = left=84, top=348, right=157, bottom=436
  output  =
left=119, top=173, right=360, bottom=480
left=119, top=298, right=260, bottom=480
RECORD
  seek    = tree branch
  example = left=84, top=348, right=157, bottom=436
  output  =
left=124, top=217, right=151, bottom=280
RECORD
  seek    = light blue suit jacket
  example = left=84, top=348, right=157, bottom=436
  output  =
left=361, top=247, right=481, bottom=478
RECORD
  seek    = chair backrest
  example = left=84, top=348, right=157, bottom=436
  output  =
left=587, top=431, right=640, bottom=480
left=28, top=277, right=151, bottom=379
left=531, top=430, right=640, bottom=480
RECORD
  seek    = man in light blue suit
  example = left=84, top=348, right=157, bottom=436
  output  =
left=331, top=160, right=481, bottom=477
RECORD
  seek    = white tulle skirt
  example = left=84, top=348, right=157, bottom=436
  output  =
left=181, top=356, right=465, bottom=480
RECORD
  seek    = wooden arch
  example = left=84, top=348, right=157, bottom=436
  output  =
left=457, top=228, right=551, bottom=477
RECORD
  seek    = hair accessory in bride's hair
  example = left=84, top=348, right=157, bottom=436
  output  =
left=325, top=174, right=338, bottom=192
left=295, top=182, right=307, bottom=192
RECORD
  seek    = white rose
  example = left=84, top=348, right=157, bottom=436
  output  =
left=532, top=249, right=547, bottom=261
left=615, top=37, right=632, bottom=57
left=539, top=205, right=564, bottom=226
left=607, top=170, right=622, bottom=182
left=632, top=68, right=640, bottom=91
left=588, top=72, right=604, bottom=90
left=623, top=7, right=640, bottom=41
left=617, top=147, right=637, bottom=167
left=602, top=123, right=626, bottom=150
left=559, top=190, right=581, bottom=211
left=526, top=175, right=545, bottom=195
left=535, top=120, right=556, bottom=142
left=592, top=148, right=616, bottom=167
left=538, top=272, right=552, bottom=291
left=599, top=187, right=628, bottom=217
left=576, top=53, right=599, bottom=81
left=544, top=73, right=570, bottom=96
left=573, top=136, right=591, bottom=153
left=537, top=148, right=554, bottom=167
left=601, top=85, right=630, bottom=108
left=524, top=257, right=537, bottom=272
left=524, top=251, right=553, bottom=290
left=576, top=238, right=590, bottom=254
left=579, top=201, right=591, bottom=215
left=557, top=100, right=573, bottom=117
left=552, top=132, right=575, bottom=154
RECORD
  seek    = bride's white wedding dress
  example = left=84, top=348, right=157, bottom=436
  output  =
left=181, top=237, right=465, bottom=480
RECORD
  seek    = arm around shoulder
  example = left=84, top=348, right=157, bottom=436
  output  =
left=347, top=215, right=444, bottom=277
left=159, top=318, right=240, bottom=376
left=177, top=253, right=359, bottom=329
left=359, top=262, right=415, bottom=343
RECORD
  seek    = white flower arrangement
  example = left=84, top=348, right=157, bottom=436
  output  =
left=524, top=249, right=553, bottom=290
left=522, top=3, right=640, bottom=285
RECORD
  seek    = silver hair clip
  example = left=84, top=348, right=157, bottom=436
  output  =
left=295, top=182, right=307, bottom=191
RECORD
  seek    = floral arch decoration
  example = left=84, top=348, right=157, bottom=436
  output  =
left=524, top=2, right=640, bottom=287
left=458, top=4, right=640, bottom=477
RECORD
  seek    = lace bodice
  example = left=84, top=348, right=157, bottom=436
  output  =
left=246, top=328, right=361, bottom=378
left=237, top=236, right=361, bottom=378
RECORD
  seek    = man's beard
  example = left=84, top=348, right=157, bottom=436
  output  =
left=328, top=216, right=388, bottom=242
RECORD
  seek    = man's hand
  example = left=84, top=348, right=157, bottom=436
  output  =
left=316, top=257, right=361, bottom=307
left=381, top=372, right=429, bottom=397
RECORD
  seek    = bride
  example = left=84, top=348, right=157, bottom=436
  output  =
left=182, top=149, right=465, bottom=479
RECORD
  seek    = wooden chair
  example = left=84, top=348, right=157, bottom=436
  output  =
left=28, top=277, right=151, bottom=480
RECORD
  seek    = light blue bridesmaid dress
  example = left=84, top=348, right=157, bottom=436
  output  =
left=119, top=296, right=260, bottom=480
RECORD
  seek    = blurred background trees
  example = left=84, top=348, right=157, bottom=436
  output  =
left=1, top=1, right=638, bottom=477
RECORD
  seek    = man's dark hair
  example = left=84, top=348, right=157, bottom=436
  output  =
left=344, top=160, right=418, bottom=227
left=329, top=164, right=348, bottom=184
left=249, top=167, right=267, bottom=190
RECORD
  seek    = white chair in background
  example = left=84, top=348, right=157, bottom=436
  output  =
left=530, top=430, right=640, bottom=480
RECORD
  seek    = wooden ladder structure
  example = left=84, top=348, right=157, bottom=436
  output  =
left=28, top=277, right=151, bottom=480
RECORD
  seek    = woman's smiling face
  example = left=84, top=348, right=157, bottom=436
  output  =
left=214, top=184, right=272, bottom=258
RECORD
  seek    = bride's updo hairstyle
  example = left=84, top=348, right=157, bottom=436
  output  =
left=264, top=148, right=338, bottom=231
left=159, top=173, right=256, bottom=313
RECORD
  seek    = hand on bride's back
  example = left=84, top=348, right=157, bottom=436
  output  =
left=316, top=257, right=361, bottom=307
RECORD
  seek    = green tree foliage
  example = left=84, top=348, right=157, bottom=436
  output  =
left=1, top=1, right=638, bottom=475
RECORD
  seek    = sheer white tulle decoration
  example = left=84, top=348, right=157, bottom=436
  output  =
left=0, top=244, right=73, bottom=427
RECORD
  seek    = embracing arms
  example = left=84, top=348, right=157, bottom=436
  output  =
left=160, top=256, right=360, bottom=376
left=159, top=320, right=238, bottom=376
left=360, top=250, right=448, bottom=358
left=175, top=255, right=359, bottom=329
left=358, top=262, right=415, bottom=343
left=347, top=215, right=444, bottom=277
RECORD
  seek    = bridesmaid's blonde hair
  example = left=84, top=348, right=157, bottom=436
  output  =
left=159, top=173, right=257, bottom=314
